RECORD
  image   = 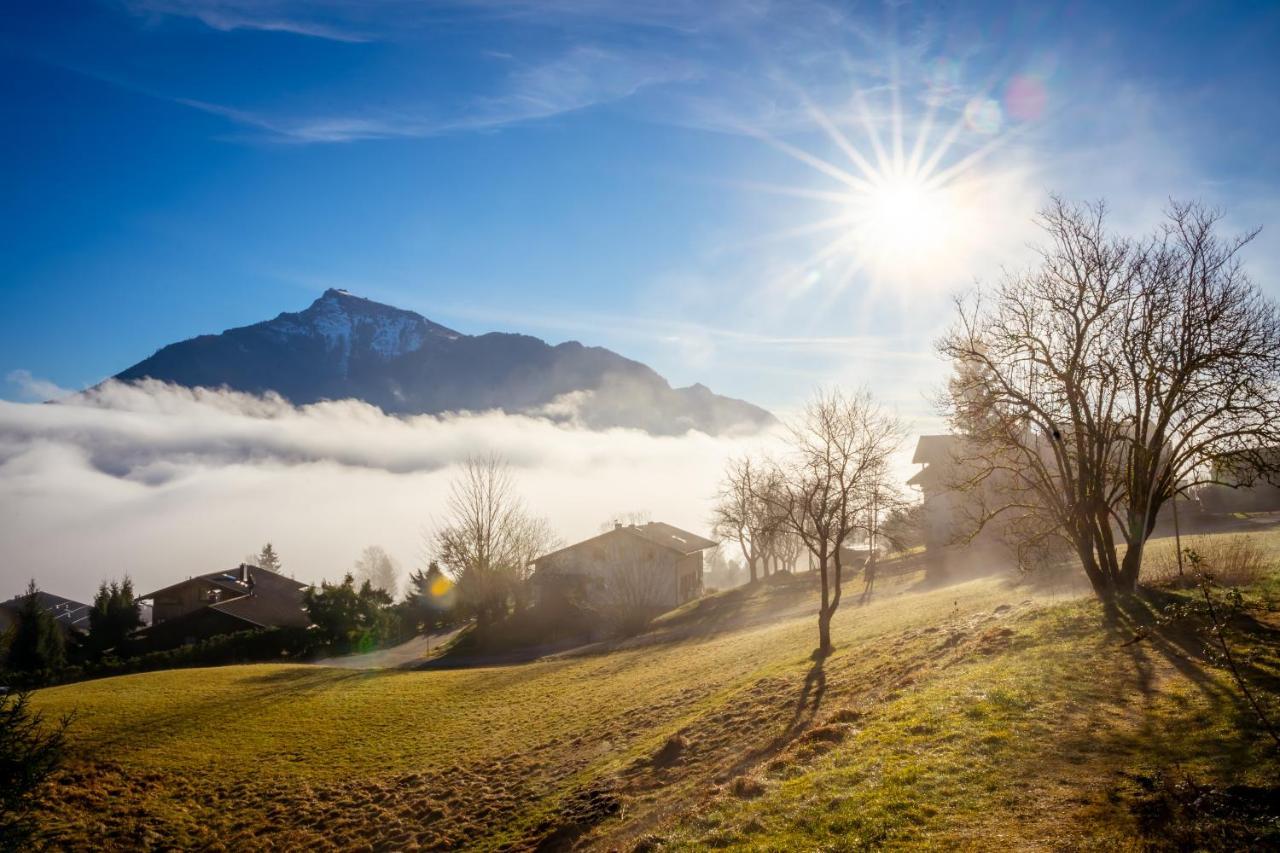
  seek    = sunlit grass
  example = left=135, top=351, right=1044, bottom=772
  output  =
left=29, top=541, right=1280, bottom=850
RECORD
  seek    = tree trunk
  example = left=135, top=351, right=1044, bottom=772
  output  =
left=1076, top=538, right=1112, bottom=602
left=1118, top=540, right=1143, bottom=594
left=816, top=548, right=832, bottom=655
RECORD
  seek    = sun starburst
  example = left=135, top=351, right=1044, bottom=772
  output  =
left=740, top=86, right=1023, bottom=300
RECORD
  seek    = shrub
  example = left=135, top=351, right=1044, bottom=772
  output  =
left=0, top=690, right=70, bottom=850
left=1143, top=535, right=1273, bottom=589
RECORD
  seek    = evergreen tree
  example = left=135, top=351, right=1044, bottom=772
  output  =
left=256, top=543, right=282, bottom=572
left=86, top=577, right=142, bottom=658
left=4, top=581, right=65, bottom=677
left=0, top=690, right=71, bottom=850
left=304, top=574, right=395, bottom=651
left=405, top=561, right=455, bottom=631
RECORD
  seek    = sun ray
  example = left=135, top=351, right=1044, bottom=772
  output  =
left=905, top=103, right=938, bottom=181
left=747, top=127, right=875, bottom=194
left=805, top=104, right=882, bottom=185
left=709, top=179, right=855, bottom=206
left=722, top=213, right=859, bottom=254
left=741, top=67, right=1019, bottom=299
left=923, top=123, right=1027, bottom=191
left=914, top=109, right=970, bottom=183
left=888, top=35, right=905, bottom=176
left=854, top=89, right=893, bottom=176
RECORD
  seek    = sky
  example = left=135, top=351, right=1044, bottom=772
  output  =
left=2, top=1, right=1279, bottom=598
left=4, top=0, right=1278, bottom=416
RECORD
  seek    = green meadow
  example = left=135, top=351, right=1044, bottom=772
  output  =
left=30, top=532, right=1280, bottom=850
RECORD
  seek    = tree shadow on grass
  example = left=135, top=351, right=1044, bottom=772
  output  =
left=1101, top=588, right=1280, bottom=772
left=78, top=667, right=372, bottom=753
left=712, top=657, right=828, bottom=786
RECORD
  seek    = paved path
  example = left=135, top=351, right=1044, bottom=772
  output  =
left=313, top=626, right=466, bottom=670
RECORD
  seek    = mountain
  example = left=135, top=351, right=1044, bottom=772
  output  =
left=113, top=289, right=776, bottom=435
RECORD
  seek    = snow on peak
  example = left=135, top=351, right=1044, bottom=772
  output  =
left=264, top=290, right=460, bottom=374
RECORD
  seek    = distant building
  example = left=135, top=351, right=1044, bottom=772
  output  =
left=138, top=564, right=310, bottom=648
left=0, top=590, right=92, bottom=636
left=908, top=434, right=965, bottom=562
left=907, top=433, right=1019, bottom=576
left=1199, top=449, right=1280, bottom=513
left=532, top=522, right=718, bottom=610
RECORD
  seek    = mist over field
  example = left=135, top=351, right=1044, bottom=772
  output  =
left=0, top=380, right=774, bottom=599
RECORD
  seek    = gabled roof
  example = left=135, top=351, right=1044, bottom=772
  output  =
left=209, top=578, right=310, bottom=629
left=140, top=564, right=310, bottom=631
left=534, top=521, right=718, bottom=565
left=623, top=522, right=718, bottom=554
left=0, top=591, right=93, bottom=632
left=912, top=434, right=957, bottom=464
left=141, top=564, right=304, bottom=601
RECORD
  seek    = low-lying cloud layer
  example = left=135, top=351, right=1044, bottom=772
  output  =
left=0, top=381, right=772, bottom=601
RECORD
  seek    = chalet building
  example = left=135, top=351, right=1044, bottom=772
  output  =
left=1199, top=449, right=1280, bottom=514
left=532, top=522, right=717, bottom=610
left=0, top=590, right=92, bottom=636
left=908, top=434, right=964, bottom=561
left=139, top=564, right=309, bottom=649
left=907, top=433, right=1021, bottom=576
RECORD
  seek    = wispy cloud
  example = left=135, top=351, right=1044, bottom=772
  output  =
left=119, top=0, right=764, bottom=41
left=176, top=45, right=695, bottom=143
left=4, top=369, right=73, bottom=403
left=120, top=0, right=373, bottom=42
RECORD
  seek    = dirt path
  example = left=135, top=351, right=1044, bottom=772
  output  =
left=312, top=626, right=466, bottom=670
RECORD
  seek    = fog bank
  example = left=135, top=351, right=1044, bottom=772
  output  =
left=0, top=381, right=773, bottom=601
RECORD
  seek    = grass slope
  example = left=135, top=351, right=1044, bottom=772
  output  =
left=29, top=539, right=1280, bottom=850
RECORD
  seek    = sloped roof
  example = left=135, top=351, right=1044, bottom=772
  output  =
left=209, top=570, right=310, bottom=629
left=141, top=565, right=309, bottom=630
left=912, top=434, right=957, bottom=464
left=623, top=522, right=718, bottom=554
left=141, top=564, right=304, bottom=601
left=534, top=521, right=718, bottom=565
left=0, top=591, right=93, bottom=632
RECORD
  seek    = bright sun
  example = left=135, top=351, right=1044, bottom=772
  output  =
left=746, top=95, right=1008, bottom=295
left=855, top=175, right=956, bottom=268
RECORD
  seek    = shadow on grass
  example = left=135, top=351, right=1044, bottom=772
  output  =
left=1094, top=589, right=1280, bottom=781
left=76, top=667, right=373, bottom=754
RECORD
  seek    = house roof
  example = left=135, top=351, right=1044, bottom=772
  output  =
left=0, top=591, right=93, bottom=632
left=623, top=522, right=718, bottom=554
left=140, top=564, right=310, bottom=630
left=140, top=564, right=304, bottom=602
left=911, top=434, right=957, bottom=464
left=534, top=521, right=718, bottom=565
left=209, top=577, right=310, bottom=628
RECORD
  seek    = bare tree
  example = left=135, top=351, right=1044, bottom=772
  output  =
left=433, top=455, right=555, bottom=624
left=509, top=515, right=561, bottom=611
left=776, top=388, right=904, bottom=656
left=354, top=546, right=400, bottom=597
left=598, top=509, right=651, bottom=533
left=940, top=198, right=1280, bottom=601
left=712, top=456, right=767, bottom=584
left=592, top=536, right=670, bottom=636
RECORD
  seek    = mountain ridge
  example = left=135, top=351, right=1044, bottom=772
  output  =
left=113, top=289, right=776, bottom=435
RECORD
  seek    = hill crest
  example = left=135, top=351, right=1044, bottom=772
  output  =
left=113, top=290, right=776, bottom=435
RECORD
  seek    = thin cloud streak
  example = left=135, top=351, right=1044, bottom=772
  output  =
left=178, top=46, right=694, bottom=143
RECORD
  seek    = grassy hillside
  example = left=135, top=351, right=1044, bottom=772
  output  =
left=28, top=534, right=1280, bottom=850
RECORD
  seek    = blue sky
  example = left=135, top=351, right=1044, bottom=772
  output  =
left=3, top=0, right=1279, bottom=420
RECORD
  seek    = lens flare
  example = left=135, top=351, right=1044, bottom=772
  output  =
left=1005, top=75, right=1047, bottom=122
left=963, top=97, right=1002, bottom=134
